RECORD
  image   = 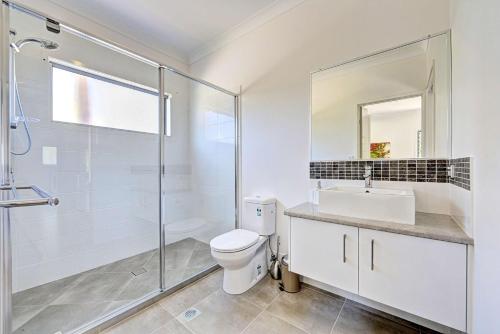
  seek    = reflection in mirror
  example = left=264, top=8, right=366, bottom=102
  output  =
left=311, top=32, right=450, bottom=160
left=360, top=95, right=422, bottom=159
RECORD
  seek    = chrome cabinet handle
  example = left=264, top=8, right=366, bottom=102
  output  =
left=370, top=239, right=374, bottom=271
left=342, top=234, right=346, bottom=263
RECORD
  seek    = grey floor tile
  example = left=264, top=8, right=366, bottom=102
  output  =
left=181, top=266, right=208, bottom=281
left=12, top=237, right=215, bottom=334
left=171, top=238, right=198, bottom=252
left=13, top=302, right=110, bottom=334
left=165, top=249, right=195, bottom=270
left=344, top=300, right=420, bottom=332
left=193, top=240, right=211, bottom=252
left=159, top=270, right=223, bottom=316
left=238, top=274, right=282, bottom=309
left=144, top=251, right=160, bottom=271
left=332, top=303, right=419, bottom=334
left=186, top=248, right=217, bottom=269
left=177, top=289, right=261, bottom=334
left=13, top=274, right=82, bottom=307
left=165, top=268, right=190, bottom=289
left=12, top=305, right=45, bottom=331
left=56, top=258, right=438, bottom=334
left=94, top=250, right=156, bottom=274
left=102, top=304, right=173, bottom=334
left=145, top=238, right=207, bottom=272
left=152, top=241, right=199, bottom=272
left=100, top=300, right=135, bottom=317
left=267, top=287, right=344, bottom=334
left=116, top=270, right=160, bottom=301
left=242, top=310, right=307, bottom=334
left=53, top=272, right=132, bottom=305
left=151, top=318, right=192, bottom=334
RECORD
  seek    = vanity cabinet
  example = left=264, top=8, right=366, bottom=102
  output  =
left=289, top=217, right=358, bottom=294
left=289, top=218, right=467, bottom=332
left=358, top=228, right=467, bottom=331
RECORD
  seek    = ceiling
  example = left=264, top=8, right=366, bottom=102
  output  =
left=47, top=0, right=299, bottom=63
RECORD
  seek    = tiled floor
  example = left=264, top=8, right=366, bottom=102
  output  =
left=12, top=238, right=216, bottom=334
left=102, top=269, right=445, bottom=334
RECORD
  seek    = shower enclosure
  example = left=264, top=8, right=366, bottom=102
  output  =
left=0, top=2, right=239, bottom=334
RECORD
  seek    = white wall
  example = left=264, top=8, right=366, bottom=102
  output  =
left=190, top=0, right=450, bottom=254
left=451, top=0, right=500, bottom=332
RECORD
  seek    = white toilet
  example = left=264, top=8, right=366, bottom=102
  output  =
left=210, top=196, right=276, bottom=294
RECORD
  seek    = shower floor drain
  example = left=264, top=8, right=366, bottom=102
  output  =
left=182, top=308, right=201, bottom=321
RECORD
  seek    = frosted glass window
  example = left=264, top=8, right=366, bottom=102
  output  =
left=52, top=64, right=159, bottom=134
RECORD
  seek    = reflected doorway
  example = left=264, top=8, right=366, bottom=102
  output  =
left=360, top=95, right=423, bottom=159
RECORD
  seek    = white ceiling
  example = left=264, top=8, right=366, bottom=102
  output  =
left=47, top=0, right=302, bottom=63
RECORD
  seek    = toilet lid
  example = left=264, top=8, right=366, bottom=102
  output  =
left=210, top=229, right=260, bottom=253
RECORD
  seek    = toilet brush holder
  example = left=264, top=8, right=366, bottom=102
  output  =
left=269, top=254, right=281, bottom=280
left=269, top=236, right=281, bottom=280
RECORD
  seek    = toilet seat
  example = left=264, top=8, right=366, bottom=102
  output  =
left=210, top=229, right=259, bottom=253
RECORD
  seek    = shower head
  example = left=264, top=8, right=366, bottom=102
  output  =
left=11, top=37, right=59, bottom=53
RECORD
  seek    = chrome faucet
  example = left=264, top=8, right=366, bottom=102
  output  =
left=363, top=165, right=373, bottom=188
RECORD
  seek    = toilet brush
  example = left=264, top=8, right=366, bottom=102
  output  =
left=269, top=235, right=281, bottom=280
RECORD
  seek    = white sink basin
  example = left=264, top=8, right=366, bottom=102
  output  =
left=318, top=186, right=415, bottom=225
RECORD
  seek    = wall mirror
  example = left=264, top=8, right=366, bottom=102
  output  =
left=311, top=32, right=451, bottom=160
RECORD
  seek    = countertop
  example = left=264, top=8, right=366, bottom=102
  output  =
left=284, top=202, right=474, bottom=245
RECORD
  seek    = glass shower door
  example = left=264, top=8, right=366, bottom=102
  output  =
left=160, top=70, right=236, bottom=288
left=8, top=6, right=161, bottom=334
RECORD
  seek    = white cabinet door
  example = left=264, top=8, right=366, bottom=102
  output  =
left=359, top=228, right=467, bottom=331
left=289, top=218, right=358, bottom=294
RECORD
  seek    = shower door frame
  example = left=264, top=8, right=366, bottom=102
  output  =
left=1, top=2, right=12, bottom=333
left=0, top=1, right=241, bottom=333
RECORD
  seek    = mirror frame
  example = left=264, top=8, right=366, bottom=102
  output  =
left=309, top=30, right=452, bottom=161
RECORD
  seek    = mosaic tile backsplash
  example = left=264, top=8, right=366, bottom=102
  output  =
left=449, top=157, right=471, bottom=190
left=310, top=158, right=471, bottom=190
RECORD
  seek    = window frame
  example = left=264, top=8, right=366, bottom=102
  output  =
left=49, top=58, right=171, bottom=135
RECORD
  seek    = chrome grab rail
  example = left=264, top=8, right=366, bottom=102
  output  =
left=0, top=184, right=59, bottom=208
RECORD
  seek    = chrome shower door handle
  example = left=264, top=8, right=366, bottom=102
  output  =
left=342, top=234, right=346, bottom=263
left=370, top=239, right=374, bottom=271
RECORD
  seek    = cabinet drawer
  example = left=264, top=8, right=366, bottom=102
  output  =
left=290, top=218, right=358, bottom=294
left=359, top=228, right=467, bottom=331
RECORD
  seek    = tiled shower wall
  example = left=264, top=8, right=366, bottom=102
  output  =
left=310, top=158, right=471, bottom=190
